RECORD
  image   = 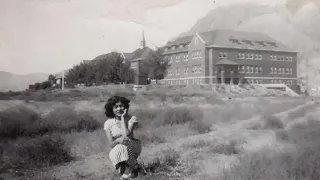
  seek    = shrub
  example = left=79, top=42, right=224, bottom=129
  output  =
left=0, top=134, right=74, bottom=173
left=209, top=140, right=241, bottom=155
left=262, top=115, right=284, bottom=129
left=0, top=106, right=41, bottom=139
left=42, top=106, right=100, bottom=133
left=0, top=105, right=100, bottom=139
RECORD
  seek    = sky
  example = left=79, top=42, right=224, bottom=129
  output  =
left=0, top=0, right=309, bottom=75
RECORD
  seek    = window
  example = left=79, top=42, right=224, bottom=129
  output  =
left=183, top=53, right=188, bottom=61
left=179, top=45, right=183, bottom=49
left=274, top=56, right=277, bottom=60
left=176, top=54, right=180, bottom=62
left=199, top=66, right=202, bottom=72
left=165, top=48, right=168, bottom=52
left=241, top=66, right=245, bottom=73
left=289, top=57, right=292, bottom=61
left=238, top=53, right=242, bottom=59
left=270, top=67, right=273, bottom=74
left=255, top=54, right=259, bottom=60
left=242, top=53, right=245, bottom=59
left=271, top=80, right=274, bottom=84
left=270, top=55, right=274, bottom=60
left=289, top=68, right=292, bottom=74
left=246, top=66, right=250, bottom=73
left=176, top=68, right=180, bottom=75
left=255, top=66, right=259, bottom=73
left=192, top=65, right=196, bottom=73
left=259, top=80, right=262, bottom=84
left=172, top=46, right=175, bottom=50
left=194, top=38, right=198, bottom=45
left=259, top=55, right=262, bottom=60
left=250, top=54, right=254, bottom=59
left=274, top=68, right=277, bottom=74
left=259, top=66, right=262, bottom=73
left=247, top=54, right=251, bottom=59
left=184, top=66, right=188, bottom=74
left=251, top=66, right=254, bottom=73
left=219, top=52, right=227, bottom=58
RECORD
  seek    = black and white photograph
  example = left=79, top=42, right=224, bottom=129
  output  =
left=1, top=0, right=320, bottom=179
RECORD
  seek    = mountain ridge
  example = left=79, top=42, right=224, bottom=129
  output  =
left=0, top=71, right=49, bottom=92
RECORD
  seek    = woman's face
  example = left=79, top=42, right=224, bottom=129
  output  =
left=113, top=101, right=126, bottom=117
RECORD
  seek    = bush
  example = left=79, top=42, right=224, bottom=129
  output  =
left=41, top=106, right=101, bottom=133
left=0, top=106, right=41, bottom=139
left=0, top=134, right=74, bottom=173
left=0, top=105, right=101, bottom=139
left=262, top=115, right=284, bottom=129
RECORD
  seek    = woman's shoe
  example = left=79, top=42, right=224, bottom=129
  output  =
left=130, top=168, right=139, bottom=178
left=118, top=165, right=126, bottom=175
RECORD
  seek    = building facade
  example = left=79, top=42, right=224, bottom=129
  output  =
left=160, top=30, right=298, bottom=90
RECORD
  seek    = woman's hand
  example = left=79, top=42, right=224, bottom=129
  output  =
left=117, top=136, right=130, bottom=145
left=121, top=109, right=127, bottom=120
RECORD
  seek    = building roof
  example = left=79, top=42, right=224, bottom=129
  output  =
left=167, top=30, right=294, bottom=52
left=122, top=53, right=134, bottom=60
left=215, top=59, right=239, bottom=66
left=165, top=35, right=193, bottom=47
left=127, top=46, right=154, bottom=61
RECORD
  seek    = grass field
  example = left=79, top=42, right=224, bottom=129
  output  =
left=0, top=85, right=318, bottom=180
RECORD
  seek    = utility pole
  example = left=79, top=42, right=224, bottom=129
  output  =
left=62, top=70, right=65, bottom=90
left=306, top=56, right=309, bottom=91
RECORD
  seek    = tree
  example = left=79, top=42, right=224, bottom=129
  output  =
left=140, top=48, right=170, bottom=84
left=48, top=74, right=56, bottom=85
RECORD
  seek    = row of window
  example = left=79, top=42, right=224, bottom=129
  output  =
left=247, top=79, right=263, bottom=84
left=270, top=67, right=293, bottom=74
left=238, top=53, right=262, bottom=60
left=167, top=53, right=188, bottom=62
left=271, top=79, right=293, bottom=85
left=271, top=55, right=293, bottom=61
left=191, top=51, right=202, bottom=59
left=238, top=65, right=262, bottom=74
left=223, top=52, right=293, bottom=61
left=165, top=78, right=204, bottom=85
left=165, top=51, right=294, bottom=63
left=163, top=78, right=293, bottom=85
left=246, top=79, right=292, bottom=85
left=168, top=65, right=202, bottom=75
left=164, top=44, right=188, bottom=52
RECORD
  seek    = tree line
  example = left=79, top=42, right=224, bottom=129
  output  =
left=28, top=49, right=170, bottom=90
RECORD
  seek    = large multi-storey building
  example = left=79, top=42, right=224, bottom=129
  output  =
left=160, top=30, right=298, bottom=90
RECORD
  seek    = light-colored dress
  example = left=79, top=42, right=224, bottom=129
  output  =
left=104, top=116, right=142, bottom=169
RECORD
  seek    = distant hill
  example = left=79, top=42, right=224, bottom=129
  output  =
left=178, top=2, right=320, bottom=87
left=0, top=71, right=49, bottom=92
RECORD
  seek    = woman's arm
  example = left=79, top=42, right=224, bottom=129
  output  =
left=105, top=130, right=123, bottom=149
left=128, top=116, right=138, bottom=137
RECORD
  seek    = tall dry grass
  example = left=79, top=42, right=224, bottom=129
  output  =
left=0, top=88, right=310, bottom=179
left=220, top=104, right=320, bottom=180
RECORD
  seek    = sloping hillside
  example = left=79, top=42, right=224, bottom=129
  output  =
left=0, top=71, right=49, bottom=92
left=178, top=2, right=320, bottom=87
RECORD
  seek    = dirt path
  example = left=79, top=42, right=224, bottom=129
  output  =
left=19, top=101, right=316, bottom=180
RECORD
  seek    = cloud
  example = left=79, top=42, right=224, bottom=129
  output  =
left=0, top=0, right=289, bottom=74
left=285, top=0, right=320, bottom=14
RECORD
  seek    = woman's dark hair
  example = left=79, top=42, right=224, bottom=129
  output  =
left=104, top=95, right=130, bottom=118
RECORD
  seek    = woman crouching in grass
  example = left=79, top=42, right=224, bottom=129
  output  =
left=104, top=95, right=142, bottom=179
